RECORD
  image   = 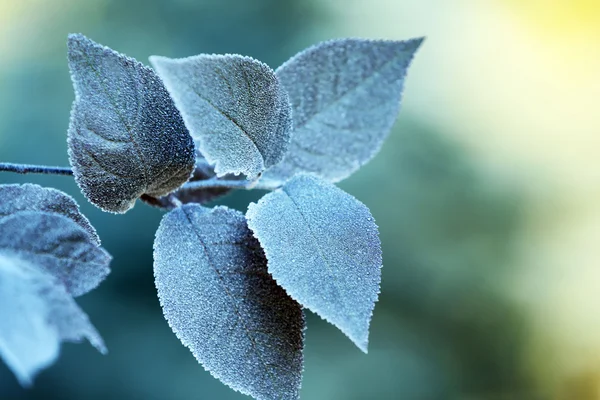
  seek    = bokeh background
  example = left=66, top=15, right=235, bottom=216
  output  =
left=1, top=0, right=599, bottom=399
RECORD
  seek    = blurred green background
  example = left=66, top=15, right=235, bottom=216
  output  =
left=1, top=0, right=599, bottom=399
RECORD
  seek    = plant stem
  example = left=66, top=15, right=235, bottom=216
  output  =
left=0, top=162, right=278, bottom=191
left=0, top=163, right=74, bottom=176
left=182, top=179, right=277, bottom=191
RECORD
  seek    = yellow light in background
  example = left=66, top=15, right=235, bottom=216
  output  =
left=502, top=0, right=600, bottom=39
left=0, top=0, right=598, bottom=396
left=0, top=0, right=106, bottom=68
left=0, top=1, right=29, bottom=62
left=0, top=0, right=105, bottom=145
left=324, top=0, right=600, bottom=397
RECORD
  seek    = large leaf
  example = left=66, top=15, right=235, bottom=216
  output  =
left=154, top=204, right=304, bottom=400
left=261, top=38, right=423, bottom=184
left=0, top=212, right=111, bottom=297
left=67, top=33, right=196, bottom=213
left=0, top=251, right=105, bottom=386
left=246, top=174, right=382, bottom=352
left=0, top=183, right=100, bottom=245
left=150, top=54, right=292, bottom=179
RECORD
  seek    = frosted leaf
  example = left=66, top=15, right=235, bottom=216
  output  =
left=0, top=251, right=105, bottom=387
left=154, top=204, right=304, bottom=400
left=67, top=33, right=196, bottom=213
left=142, top=154, right=241, bottom=209
left=0, top=183, right=100, bottom=245
left=150, top=54, right=292, bottom=179
left=0, top=212, right=111, bottom=297
left=261, top=38, right=423, bottom=184
left=246, top=174, right=382, bottom=352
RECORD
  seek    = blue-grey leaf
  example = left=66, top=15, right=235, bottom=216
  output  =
left=0, top=212, right=111, bottom=297
left=149, top=54, right=292, bottom=179
left=0, top=183, right=100, bottom=245
left=154, top=204, right=304, bottom=400
left=246, top=174, right=382, bottom=352
left=142, top=154, right=241, bottom=209
left=0, top=251, right=105, bottom=387
left=67, top=33, right=196, bottom=213
left=261, top=38, right=423, bottom=184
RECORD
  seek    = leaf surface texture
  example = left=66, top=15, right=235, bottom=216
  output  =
left=0, top=252, right=105, bottom=386
left=150, top=54, right=292, bottom=179
left=67, top=33, right=195, bottom=213
left=142, top=154, right=240, bottom=208
left=154, top=205, right=304, bottom=400
left=247, top=174, right=382, bottom=352
left=0, top=212, right=111, bottom=297
left=0, top=183, right=100, bottom=245
left=262, top=38, right=423, bottom=184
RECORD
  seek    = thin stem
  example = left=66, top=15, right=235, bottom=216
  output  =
left=0, top=162, right=278, bottom=191
left=182, top=179, right=278, bottom=191
left=0, top=163, right=74, bottom=176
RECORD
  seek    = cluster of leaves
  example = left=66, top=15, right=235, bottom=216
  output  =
left=0, top=184, right=110, bottom=386
left=0, top=33, right=421, bottom=399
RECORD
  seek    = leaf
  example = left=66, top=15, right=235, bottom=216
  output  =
left=0, top=212, right=111, bottom=297
left=261, top=38, right=424, bottom=184
left=0, top=251, right=105, bottom=387
left=141, top=153, right=241, bottom=209
left=150, top=54, right=293, bottom=179
left=154, top=204, right=304, bottom=400
left=67, top=33, right=196, bottom=213
left=246, top=174, right=382, bottom=352
left=0, top=183, right=100, bottom=245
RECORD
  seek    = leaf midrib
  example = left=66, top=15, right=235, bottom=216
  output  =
left=288, top=51, right=405, bottom=131
left=191, top=88, right=264, bottom=164
left=181, top=208, right=278, bottom=390
left=78, top=51, right=150, bottom=188
left=280, top=188, right=350, bottom=326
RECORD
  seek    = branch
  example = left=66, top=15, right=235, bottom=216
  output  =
left=0, top=163, right=74, bottom=176
left=0, top=162, right=278, bottom=191
left=182, top=179, right=277, bottom=191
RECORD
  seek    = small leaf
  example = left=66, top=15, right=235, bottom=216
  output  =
left=150, top=54, right=292, bottom=179
left=141, top=154, right=240, bottom=209
left=246, top=174, right=382, bottom=352
left=0, top=212, right=111, bottom=297
left=261, top=38, right=423, bottom=184
left=154, top=204, right=304, bottom=400
left=67, top=33, right=196, bottom=213
left=0, top=183, right=100, bottom=245
left=0, top=251, right=105, bottom=387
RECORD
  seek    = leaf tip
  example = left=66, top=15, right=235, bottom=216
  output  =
left=15, top=372, right=34, bottom=389
left=408, top=36, right=426, bottom=49
left=67, top=33, right=94, bottom=53
left=96, top=342, right=109, bottom=356
left=67, top=32, right=85, bottom=43
left=355, top=334, right=369, bottom=354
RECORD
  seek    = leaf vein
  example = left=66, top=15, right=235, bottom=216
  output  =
left=191, top=88, right=263, bottom=161
left=181, top=208, right=278, bottom=387
left=293, top=55, right=401, bottom=130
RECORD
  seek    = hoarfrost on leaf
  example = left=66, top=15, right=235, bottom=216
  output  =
left=142, top=153, right=242, bottom=208
left=67, top=33, right=196, bottom=213
left=0, top=252, right=105, bottom=387
left=154, top=204, right=304, bottom=400
left=0, top=211, right=111, bottom=297
left=261, top=38, right=423, bottom=184
left=150, top=54, right=292, bottom=179
left=246, top=174, right=382, bottom=352
left=0, top=183, right=100, bottom=245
